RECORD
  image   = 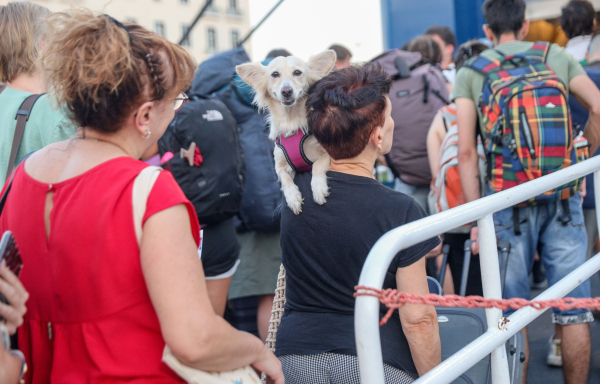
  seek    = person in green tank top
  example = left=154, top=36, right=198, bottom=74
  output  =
left=0, top=2, right=75, bottom=183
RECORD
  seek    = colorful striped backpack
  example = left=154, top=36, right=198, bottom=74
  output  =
left=464, top=41, right=587, bottom=204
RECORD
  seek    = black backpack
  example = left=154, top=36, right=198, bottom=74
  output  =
left=158, top=94, right=245, bottom=225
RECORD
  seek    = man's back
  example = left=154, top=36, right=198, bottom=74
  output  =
left=0, top=87, right=74, bottom=182
left=453, top=41, right=585, bottom=124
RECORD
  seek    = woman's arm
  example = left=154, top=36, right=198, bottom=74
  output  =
left=396, top=257, right=441, bottom=376
left=141, top=204, right=283, bottom=383
left=0, top=348, right=22, bottom=384
left=426, top=113, right=447, bottom=177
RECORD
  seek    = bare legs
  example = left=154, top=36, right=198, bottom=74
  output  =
left=206, top=277, right=233, bottom=317
left=258, top=294, right=275, bottom=342
left=557, top=323, right=590, bottom=384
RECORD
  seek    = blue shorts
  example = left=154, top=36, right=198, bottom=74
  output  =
left=492, top=193, right=593, bottom=325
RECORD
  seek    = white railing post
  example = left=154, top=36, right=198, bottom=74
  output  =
left=477, top=215, right=510, bottom=384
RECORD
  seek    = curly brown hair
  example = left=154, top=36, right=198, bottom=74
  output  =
left=42, top=10, right=196, bottom=134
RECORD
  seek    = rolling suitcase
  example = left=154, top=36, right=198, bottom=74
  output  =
left=436, top=307, right=491, bottom=384
left=506, top=330, right=526, bottom=384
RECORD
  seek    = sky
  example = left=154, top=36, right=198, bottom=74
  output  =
left=247, top=0, right=384, bottom=63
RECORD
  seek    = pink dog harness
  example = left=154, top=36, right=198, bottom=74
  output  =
left=275, top=130, right=313, bottom=173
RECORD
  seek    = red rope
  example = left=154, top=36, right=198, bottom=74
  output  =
left=354, top=286, right=600, bottom=326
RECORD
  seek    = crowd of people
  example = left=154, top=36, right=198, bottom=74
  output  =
left=0, top=0, right=599, bottom=383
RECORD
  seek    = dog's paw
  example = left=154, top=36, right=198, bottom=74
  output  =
left=311, top=176, right=329, bottom=205
left=284, top=186, right=304, bottom=214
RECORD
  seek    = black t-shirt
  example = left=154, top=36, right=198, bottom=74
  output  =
left=275, top=171, right=440, bottom=377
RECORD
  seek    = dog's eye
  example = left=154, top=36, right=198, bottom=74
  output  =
left=293, top=70, right=302, bottom=76
left=271, top=72, right=280, bottom=78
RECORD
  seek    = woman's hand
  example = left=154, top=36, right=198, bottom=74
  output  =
left=251, top=346, right=284, bottom=384
left=0, top=263, right=28, bottom=335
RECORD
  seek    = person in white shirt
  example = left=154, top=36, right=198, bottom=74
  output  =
left=561, top=0, right=596, bottom=64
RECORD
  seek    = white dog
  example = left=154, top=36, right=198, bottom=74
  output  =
left=236, top=50, right=337, bottom=214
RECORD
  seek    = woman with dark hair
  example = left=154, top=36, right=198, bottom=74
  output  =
left=275, top=63, right=441, bottom=383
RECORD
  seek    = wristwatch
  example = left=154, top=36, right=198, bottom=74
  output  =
left=1, top=324, right=27, bottom=383
left=9, top=349, right=27, bottom=384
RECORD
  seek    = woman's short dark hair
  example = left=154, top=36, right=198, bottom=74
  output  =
left=560, top=0, right=596, bottom=39
left=482, top=0, right=526, bottom=37
left=307, top=63, right=392, bottom=160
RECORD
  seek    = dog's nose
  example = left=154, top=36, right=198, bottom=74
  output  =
left=281, top=87, right=293, bottom=98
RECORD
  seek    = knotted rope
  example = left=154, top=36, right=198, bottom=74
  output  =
left=355, top=286, right=600, bottom=326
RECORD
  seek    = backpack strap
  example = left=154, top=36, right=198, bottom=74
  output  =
left=524, top=41, right=551, bottom=64
left=7, top=94, right=44, bottom=177
left=502, top=41, right=551, bottom=66
left=132, top=166, right=162, bottom=247
left=463, top=55, right=501, bottom=75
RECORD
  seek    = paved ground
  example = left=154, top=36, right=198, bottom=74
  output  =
left=526, top=272, right=600, bottom=384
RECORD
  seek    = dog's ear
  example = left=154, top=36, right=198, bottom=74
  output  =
left=307, top=50, right=337, bottom=83
left=236, top=62, right=267, bottom=91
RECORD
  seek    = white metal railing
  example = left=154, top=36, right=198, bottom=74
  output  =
left=355, top=155, right=600, bottom=384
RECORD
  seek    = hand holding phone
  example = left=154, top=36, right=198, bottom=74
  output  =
left=0, top=231, right=27, bottom=335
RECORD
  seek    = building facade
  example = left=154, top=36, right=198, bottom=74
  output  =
left=0, top=0, right=252, bottom=63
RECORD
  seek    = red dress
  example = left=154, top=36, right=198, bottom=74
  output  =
left=0, top=157, right=201, bottom=383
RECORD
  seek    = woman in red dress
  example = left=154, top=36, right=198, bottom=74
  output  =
left=0, top=10, right=283, bottom=384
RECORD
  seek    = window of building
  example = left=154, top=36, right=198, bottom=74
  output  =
left=228, top=0, right=241, bottom=15
left=181, top=24, right=192, bottom=48
left=231, top=30, right=239, bottom=48
left=180, top=0, right=188, bottom=3
left=126, top=17, right=137, bottom=24
left=207, top=27, right=217, bottom=53
left=155, top=21, right=166, bottom=37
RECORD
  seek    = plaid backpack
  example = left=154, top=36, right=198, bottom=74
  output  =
left=465, top=41, right=587, bottom=204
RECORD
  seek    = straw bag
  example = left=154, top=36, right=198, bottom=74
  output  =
left=132, top=166, right=261, bottom=384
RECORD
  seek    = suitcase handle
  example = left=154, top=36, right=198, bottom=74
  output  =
left=460, top=240, right=511, bottom=296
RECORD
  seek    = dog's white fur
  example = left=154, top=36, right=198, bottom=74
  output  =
left=236, top=50, right=336, bottom=214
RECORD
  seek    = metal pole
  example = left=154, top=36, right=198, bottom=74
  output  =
left=237, top=0, right=285, bottom=46
left=178, top=0, right=213, bottom=46
left=460, top=240, right=472, bottom=296
left=477, top=215, right=510, bottom=383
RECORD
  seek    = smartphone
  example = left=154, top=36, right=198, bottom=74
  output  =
left=0, top=231, right=23, bottom=306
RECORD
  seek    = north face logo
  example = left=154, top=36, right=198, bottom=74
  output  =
left=202, top=110, right=224, bottom=121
